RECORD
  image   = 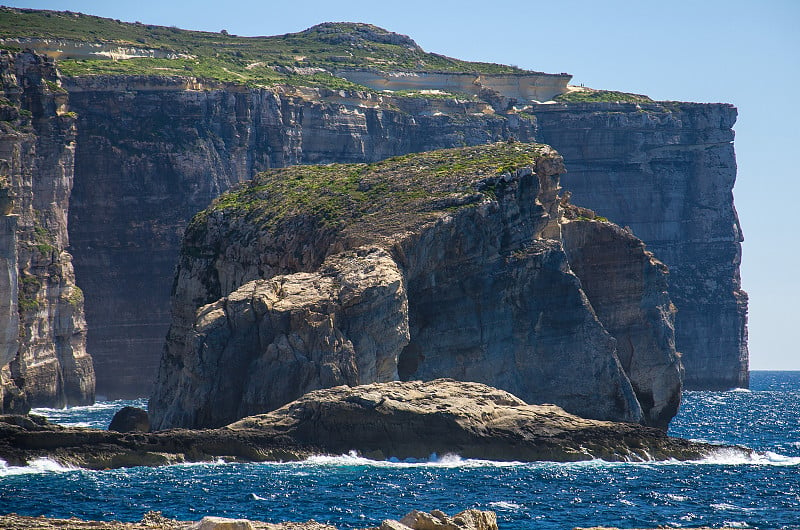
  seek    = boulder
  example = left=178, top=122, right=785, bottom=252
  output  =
left=108, top=406, right=150, bottom=432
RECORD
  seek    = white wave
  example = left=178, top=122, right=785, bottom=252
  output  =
left=729, top=387, right=752, bottom=393
left=247, top=493, right=269, bottom=501
left=722, top=522, right=750, bottom=528
left=301, top=451, right=526, bottom=469
left=0, top=457, right=78, bottom=476
left=688, top=447, right=800, bottom=466
left=488, top=501, right=522, bottom=510
left=664, top=493, right=689, bottom=502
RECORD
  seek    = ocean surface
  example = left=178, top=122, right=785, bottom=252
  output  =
left=2, top=370, right=799, bottom=529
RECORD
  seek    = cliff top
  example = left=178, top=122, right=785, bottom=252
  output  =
left=187, top=142, right=561, bottom=247
left=0, top=8, right=544, bottom=90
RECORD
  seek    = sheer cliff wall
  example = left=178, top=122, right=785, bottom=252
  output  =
left=63, top=76, right=534, bottom=398
left=1, top=58, right=745, bottom=401
left=531, top=102, right=747, bottom=390
left=0, top=51, right=93, bottom=411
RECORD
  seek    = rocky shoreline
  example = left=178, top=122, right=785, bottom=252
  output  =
left=0, top=509, right=495, bottom=530
left=0, top=380, right=745, bottom=470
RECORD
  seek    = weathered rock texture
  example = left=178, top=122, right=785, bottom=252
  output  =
left=560, top=207, right=682, bottom=430
left=0, top=380, right=730, bottom=469
left=0, top=509, right=492, bottom=530
left=0, top=50, right=93, bottom=411
left=58, top=77, right=745, bottom=398
left=149, top=143, right=680, bottom=430
left=532, top=102, right=747, bottom=390
left=63, top=77, right=535, bottom=398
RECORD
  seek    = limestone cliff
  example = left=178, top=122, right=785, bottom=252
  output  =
left=149, top=142, right=681, bottom=430
left=532, top=102, right=747, bottom=389
left=63, top=76, right=534, bottom=398
left=561, top=207, right=682, bottom=429
left=0, top=51, right=93, bottom=411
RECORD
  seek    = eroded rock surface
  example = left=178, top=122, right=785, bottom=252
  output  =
left=0, top=50, right=93, bottom=411
left=561, top=207, right=682, bottom=429
left=230, top=379, right=710, bottom=462
left=534, top=102, right=747, bottom=390
left=1, top=380, right=728, bottom=469
left=150, top=143, right=681, bottom=430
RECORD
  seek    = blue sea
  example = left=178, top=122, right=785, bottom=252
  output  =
left=2, top=371, right=799, bottom=529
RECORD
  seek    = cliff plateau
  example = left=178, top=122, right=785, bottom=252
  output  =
left=149, top=142, right=681, bottom=430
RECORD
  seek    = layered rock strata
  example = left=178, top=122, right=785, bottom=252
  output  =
left=63, top=76, right=535, bottom=398
left=52, top=66, right=745, bottom=397
left=0, top=51, right=93, bottom=411
left=532, top=102, right=747, bottom=390
left=149, top=142, right=681, bottom=429
left=1, top=380, right=728, bottom=469
left=561, top=206, right=682, bottom=429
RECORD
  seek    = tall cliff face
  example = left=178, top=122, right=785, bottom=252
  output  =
left=0, top=51, right=93, bottom=411
left=63, top=76, right=535, bottom=398
left=532, top=102, right=747, bottom=390
left=149, top=143, right=681, bottom=430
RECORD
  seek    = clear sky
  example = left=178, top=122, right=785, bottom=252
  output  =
left=7, top=0, right=800, bottom=369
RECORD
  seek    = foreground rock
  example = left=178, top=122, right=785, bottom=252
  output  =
left=0, top=509, right=495, bottom=530
left=1, top=380, right=734, bottom=469
left=151, top=142, right=681, bottom=431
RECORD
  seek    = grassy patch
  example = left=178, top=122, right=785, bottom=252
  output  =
left=554, top=90, right=653, bottom=104
left=2, top=8, right=530, bottom=88
left=189, top=142, right=555, bottom=247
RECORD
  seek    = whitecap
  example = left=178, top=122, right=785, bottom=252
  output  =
left=301, top=451, right=527, bottom=469
left=489, top=501, right=522, bottom=510
left=247, top=493, right=268, bottom=501
left=664, top=493, right=689, bottom=502
left=0, top=457, right=78, bottom=476
left=729, top=387, right=752, bottom=393
left=723, top=522, right=750, bottom=528
left=689, top=447, right=800, bottom=466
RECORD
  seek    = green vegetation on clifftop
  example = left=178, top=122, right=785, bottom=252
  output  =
left=190, top=142, right=557, bottom=241
left=1, top=8, right=528, bottom=88
left=554, top=90, right=653, bottom=104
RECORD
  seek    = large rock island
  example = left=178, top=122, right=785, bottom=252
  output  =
left=149, top=142, right=682, bottom=430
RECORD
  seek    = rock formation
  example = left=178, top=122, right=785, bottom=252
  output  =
left=0, top=509, right=493, bottom=529
left=0, top=14, right=747, bottom=404
left=0, top=380, right=731, bottom=469
left=149, top=142, right=681, bottom=429
left=60, top=77, right=744, bottom=398
left=63, top=76, right=534, bottom=399
left=532, top=102, right=747, bottom=390
left=560, top=206, right=682, bottom=429
left=0, top=50, right=93, bottom=412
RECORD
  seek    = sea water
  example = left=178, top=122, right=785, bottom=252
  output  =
left=1, top=371, right=799, bottom=529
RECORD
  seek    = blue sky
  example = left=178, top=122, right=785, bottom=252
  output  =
left=8, top=0, right=800, bottom=369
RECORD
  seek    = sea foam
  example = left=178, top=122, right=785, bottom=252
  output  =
left=0, top=457, right=78, bottom=476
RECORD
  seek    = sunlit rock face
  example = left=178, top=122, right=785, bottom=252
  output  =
left=149, top=143, right=681, bottom=431
left=0, top=51, right=93, bottom=411
left=533, top=101, right=747, bottom=390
